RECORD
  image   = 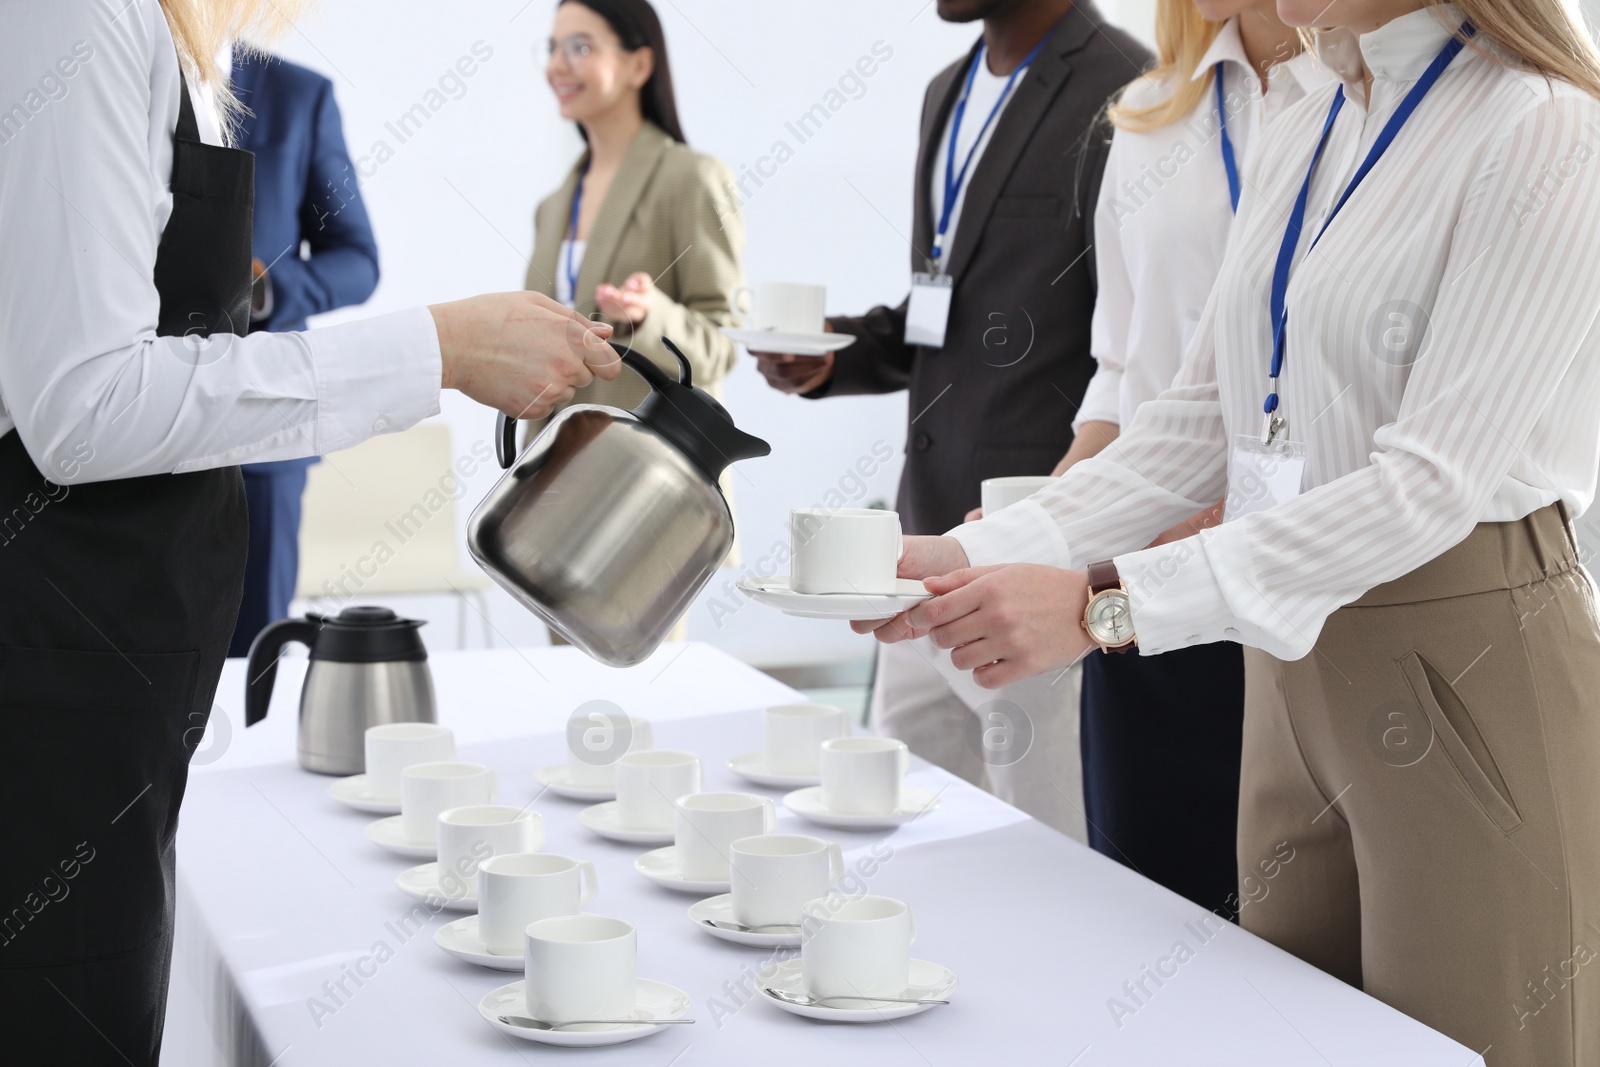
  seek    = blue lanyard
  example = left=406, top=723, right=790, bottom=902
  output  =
left=933, top=36, right=1048, bottom=265
left=1262, top=21, right=1473, bottom=439
left=1214, top=62, right=1240, bottom=214
left=565, top=162, right=587, bottom=307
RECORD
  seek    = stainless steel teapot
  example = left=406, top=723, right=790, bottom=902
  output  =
left=467, top=338, right=770, bottom=666
left=245, top=606, right=437, bottom=775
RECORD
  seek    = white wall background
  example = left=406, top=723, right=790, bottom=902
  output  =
left=271, top=0, right=1158, bottom=665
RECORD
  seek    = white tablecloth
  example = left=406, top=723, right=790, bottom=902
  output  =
left=163, top=643, right=1481, bottom=1066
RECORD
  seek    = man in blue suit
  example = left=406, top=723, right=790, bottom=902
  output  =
left=227, top=48, right=380, bottom=657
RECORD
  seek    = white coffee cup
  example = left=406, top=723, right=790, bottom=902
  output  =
left=735, top=282, right=826, bottom=334
left=524, top=913, right=636, bottom=1024
left=729, top=834, right=844, bottom=929
left=819, top=737, right=907, bottom=815
left=479, top=852, right=598, bottom=956
left=764, top=703, right=848, bottom=776
left=364, top=723, right=454, bottom=801
left=614, top=750, right=701, bottom=831
left=400, top=761, right=496, bottom=844
left=790, top=508, right=901, bottom=595
left=801, top=895, right=917, bottom=1000
left=673, top=792, right=775, bottom=882
left=435, top=805, right=543, bottom=889
left=566, top=712, right=654, bottom=788
left=980, top=475, right=1054, bottom=516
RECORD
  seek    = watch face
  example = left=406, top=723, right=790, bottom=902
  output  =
left=1086, top=591, right=1135, bottom=646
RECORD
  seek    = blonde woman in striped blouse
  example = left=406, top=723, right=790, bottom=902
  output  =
left=862, top=1, right=1600, bottom=1061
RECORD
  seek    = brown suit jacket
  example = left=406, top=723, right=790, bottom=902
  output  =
left=527, top=122, right=745, bottom=413
left=814, top=2, right=1150, bottom=535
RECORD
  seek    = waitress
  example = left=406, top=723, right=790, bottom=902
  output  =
left=865, top=1, right=1600, bottom=1063
left=527, top=0, right=743, bottom=416
left=0, top=1, right=617, bottom=1061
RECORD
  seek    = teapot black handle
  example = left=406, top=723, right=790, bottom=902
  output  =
left=496, top=412, right=517, bottom=470
left=244, top=617, right=321, bottom=727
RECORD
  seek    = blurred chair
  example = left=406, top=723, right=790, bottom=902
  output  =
left=294, top=422, right=493, bottom=647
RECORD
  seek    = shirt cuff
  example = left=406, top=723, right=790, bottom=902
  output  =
left=947, top=499, right=1073, bottom=569
left=1114, top=532, right=1261, bottom=658
left=1073, top=364, right=1122, bottom=431
left=309, top=306, right=443, bottom=454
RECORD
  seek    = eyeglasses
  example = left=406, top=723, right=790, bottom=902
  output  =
left=546, top=34, right=603, bottom=68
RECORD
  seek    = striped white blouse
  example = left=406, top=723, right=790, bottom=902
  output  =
left=950, top=3, right=1600, bottom=661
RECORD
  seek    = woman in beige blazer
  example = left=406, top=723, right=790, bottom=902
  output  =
left=529, top=0, right=743, bottom=416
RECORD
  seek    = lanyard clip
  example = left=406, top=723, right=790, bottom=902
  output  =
left=1261, top=411, right=1285, bottom=446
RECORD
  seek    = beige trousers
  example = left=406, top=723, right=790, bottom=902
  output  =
left=1240, top=504, right=1600, bottom=1066
left=870, top=638, right=1087, bottom=842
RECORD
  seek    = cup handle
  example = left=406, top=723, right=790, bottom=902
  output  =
left=894, top=514, right=904, bottom=564
left=907, top=902, right=917, bottom=946
left=826, top=841, right=844, bottom=883
left=761, top=797, right=776, bottom=834
left=578, top=859, right=599, bottom=905
left=731, top=286, right=753, bottom=326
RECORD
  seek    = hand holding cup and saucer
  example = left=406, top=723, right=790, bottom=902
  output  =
left=783, top=737, right=940, bottom=829
left=722, top=282, right=856, bottom=357
left=738, top=507, right=932, bottom=619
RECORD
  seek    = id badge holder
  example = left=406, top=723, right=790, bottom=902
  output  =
left=1224, top=429, right=1307, bottom=522
left=905, top=271, right=954, bottom=348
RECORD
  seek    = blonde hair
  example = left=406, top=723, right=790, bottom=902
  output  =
left=1108, top=0, right=1226, bottom=133
left=1425, top=0, right=1600, bottom=101
left=157, top=0, right=305, bottom=116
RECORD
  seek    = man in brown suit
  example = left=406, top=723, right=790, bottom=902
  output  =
left=752, top=0, right=1149, bottom=835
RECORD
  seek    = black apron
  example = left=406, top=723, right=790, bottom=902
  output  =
left=0, top=73, right=253, bottom=1066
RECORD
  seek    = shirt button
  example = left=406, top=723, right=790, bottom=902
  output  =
left=372, top=416, right=389, bottom=432
left=1224, top=627, right=1241, bottom=639
left=913, top=432, right=932, bottom=452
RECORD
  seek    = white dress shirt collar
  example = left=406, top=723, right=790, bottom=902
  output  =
left=1191, top=17, right=1330, bottom=101
left=1315, top=3, right=1465, bottom=100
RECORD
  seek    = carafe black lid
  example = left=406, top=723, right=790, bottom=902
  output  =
left=624, top=338, right=771, bottom=479
left=309, top=606, right=428, bottom=663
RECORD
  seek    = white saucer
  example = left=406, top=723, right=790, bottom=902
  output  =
left=688, top=894, right=801, bottom=948
left=721, top=327, right=857, bottom=358
left=737, top=576, right=932, bottom=621
left=479, top=978, right=692, bottom=1046
left=363, top=815, right=436, bottom=858
left=635, top=847, right=731, bottom=894
left=534, top=763, right=616, bottom=802
left=727, top=752, right=820, bottom=789
left=577, top=801, right=674, bottom=845
left=782, top=786, right=941, bottom=829
left=327, top=773, right=400, bottom=815
left=758, top=957, right=956, bottom=1022
left=396, top=862, right=476, bottom=912
left=435, top=914, right=524, bottom=971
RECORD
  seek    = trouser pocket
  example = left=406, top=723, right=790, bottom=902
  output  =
left=1398, top=650, right=1521, bottom=834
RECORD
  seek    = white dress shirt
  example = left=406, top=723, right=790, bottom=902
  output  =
left=0, top=0, right=441, bottom=484
left=929, top=47, right=1016, bottom=270
left=951, top=4, right=1600, bottom=661
left=1075, top=20, right=1332, bottom=430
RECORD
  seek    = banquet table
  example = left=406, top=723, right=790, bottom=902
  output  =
left=162, top=642, right=1483, bottom=1067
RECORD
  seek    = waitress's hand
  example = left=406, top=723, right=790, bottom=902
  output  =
left=850, top=535, right=971, bottom=640
left=905, top=564, right=1095, bottom=689
left=430, top=292, right=620, bottom=419
left=595, top=272, right=655, bottom=325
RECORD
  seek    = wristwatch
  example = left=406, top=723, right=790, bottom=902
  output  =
left=1083, top=560, right=1137, bottom=652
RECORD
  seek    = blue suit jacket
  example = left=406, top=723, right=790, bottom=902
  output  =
left=233, top=49, right=379, bottom=334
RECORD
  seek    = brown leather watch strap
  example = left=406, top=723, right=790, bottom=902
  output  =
left=1086, top=559, right=1121, bottom=594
